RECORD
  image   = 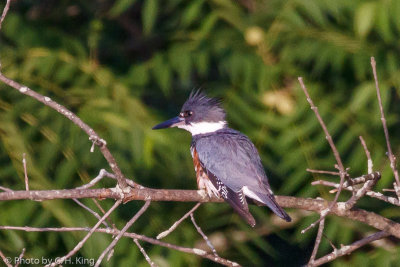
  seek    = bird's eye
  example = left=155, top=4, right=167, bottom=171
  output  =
left=180, top=110, right=193, bottom=118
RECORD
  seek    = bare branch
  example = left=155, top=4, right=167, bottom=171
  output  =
left=371, top=57, right=400, bottom=198
left=0, top=0, right=10, bottom=30
left=190, top=213, right=218, bottom=257
left=0, top=226, right=240, bottom=267
left=312, top=231, right=390, bottom=266
left=298, top=77, right=348, bottom=233
left=133, top=239, right=158, bottom=267
left=1, top=193, right=400, bottom=238
left=312, top=173, right=400, bottom=207
left=45, top=200, right=122, bottom=267
left=95, top=201, right=151, bottom=267
left=308, top=218, right=325, bottom=266
left=157, top=203, right=201, bottom=239
left=0, top=73, right=133, bottom=190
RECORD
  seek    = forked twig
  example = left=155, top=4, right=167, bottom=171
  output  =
left=45, top=200, right=122, bottom=267
left=95, top=201, right=151, bottom=267
left=298, top=77, right=348, bottom=234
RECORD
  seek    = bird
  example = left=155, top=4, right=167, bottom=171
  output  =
left=152, top=90, right=291, bottom=226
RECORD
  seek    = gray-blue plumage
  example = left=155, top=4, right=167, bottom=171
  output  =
left=193, top=128, right=291, bottom=223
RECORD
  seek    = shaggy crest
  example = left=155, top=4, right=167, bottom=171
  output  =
left=181, top=90, right=226, bottom=123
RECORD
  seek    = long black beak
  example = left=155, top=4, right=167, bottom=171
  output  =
left=152, top=116, right=184, bottom=130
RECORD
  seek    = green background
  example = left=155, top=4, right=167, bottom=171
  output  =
left=1, top=0, right=400, bottom=266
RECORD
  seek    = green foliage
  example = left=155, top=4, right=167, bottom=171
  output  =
left=1, top=0, right=400, bottom=266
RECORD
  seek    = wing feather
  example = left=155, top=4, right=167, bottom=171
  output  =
left=205, top=168, right=256, bottom=227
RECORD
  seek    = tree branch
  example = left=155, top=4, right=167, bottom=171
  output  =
left=1, top=189, right=400, bottom=238
left=298, top=77, right=348, bottom=234
left=95, top=201, right=151, bottom=266
left=0, top=73, right=133, bottom=190
left=46, top=200, right=122, bottom=267
left=0, top=226, right=240, bottom=267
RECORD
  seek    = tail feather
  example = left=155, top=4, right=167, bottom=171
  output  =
left=247, top=190, right=291, bottom=222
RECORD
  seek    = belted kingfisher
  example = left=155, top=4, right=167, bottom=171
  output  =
left=152, top=91, right=291, bottom=226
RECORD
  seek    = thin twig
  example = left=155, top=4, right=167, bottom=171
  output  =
left=298, top=77, right=347, bottom=233
left=382, top=188, right=395, bottom=192
left=312, top=178, right=400, bottom=206
left=0, top=226, right=240, bottom=267
left=0, top=185, right=12, bottom=192
left=14, top=248, right=26, bottom=267
left=311, top=172, right=378, bottom=189
left=76, top=169, right=112, bottom=190
left=45, top=200, right=122, bottom=267
left=133, top=239, right=158, bottom=267
left=359, top=136, right=373, bottom=174
left=95, top=201, right=151, bottom=267
left=306, top=169, right=340, bottom=176
left=307, top=218, right=325, bottom=266
left=371, top=57, right=400, bottom=198
left=190, top=213, right=218, bottom=257
left=22, top=153, right=29, bottom=191
left=0, top=249, right=12, bottom=267
left=0, top=0, right=10, bottom=30
left=73, top=199, right=109, bottom=228
left=312, top=231, right=390, bottom=266
left=157, top=203, right=201, bottom=239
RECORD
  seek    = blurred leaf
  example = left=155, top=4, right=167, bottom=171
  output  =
left=142, top=0, right=158, bottom=35
left=354, top=2, right=376, bottom=38
left=109, top=0, right=138, bottom=17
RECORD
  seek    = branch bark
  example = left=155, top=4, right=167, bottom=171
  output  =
left=1, top=188, right=399, bottom=238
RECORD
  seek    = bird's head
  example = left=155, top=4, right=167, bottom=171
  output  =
left=152, top=90, right=227, bottom=135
